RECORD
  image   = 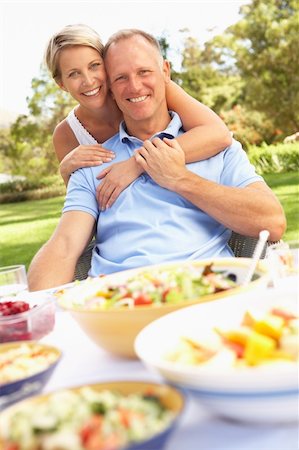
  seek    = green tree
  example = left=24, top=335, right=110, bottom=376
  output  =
left=3, top=68, right=75, bottom=178
left=178, top=35, right=243, bottom=114
left=210, top=0, right=299, bottom=134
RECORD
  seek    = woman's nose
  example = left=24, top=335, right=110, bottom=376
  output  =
left=82, top=72, right=93, bottom=86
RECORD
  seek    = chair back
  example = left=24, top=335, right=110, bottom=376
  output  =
left=74, top=232, right=272, bottom=281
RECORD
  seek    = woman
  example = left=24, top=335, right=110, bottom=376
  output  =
left=45, top=24, right=232, bottom=209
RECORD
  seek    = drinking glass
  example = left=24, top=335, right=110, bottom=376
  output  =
left=0, top=265, right=28, bottom=298
left=266, top=241, right=298, bottom=287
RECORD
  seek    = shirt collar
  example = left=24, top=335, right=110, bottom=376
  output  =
left=119, top=111, right=183, bottom=144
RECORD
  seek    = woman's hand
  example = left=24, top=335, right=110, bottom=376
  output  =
left=60, top=144, right=115, bottom=185
left=96, top=157, right=143, bottom=210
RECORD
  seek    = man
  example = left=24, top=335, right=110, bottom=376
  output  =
left=28, top=29, right=286, bottom=290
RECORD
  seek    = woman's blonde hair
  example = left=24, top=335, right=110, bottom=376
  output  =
left=44, top=24, right=104, bottom=81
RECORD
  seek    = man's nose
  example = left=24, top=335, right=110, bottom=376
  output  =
left=128, top=76, right=142, bottom=92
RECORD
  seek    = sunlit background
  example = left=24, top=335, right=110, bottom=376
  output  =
left=0, top=0, right=248, bottom=116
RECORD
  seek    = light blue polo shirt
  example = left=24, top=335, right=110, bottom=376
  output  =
left=64, top=112, right=263, bottom=276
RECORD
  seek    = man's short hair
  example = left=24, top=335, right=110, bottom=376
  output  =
left=103, top=28, right=162, bottom=60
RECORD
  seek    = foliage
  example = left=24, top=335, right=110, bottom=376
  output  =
left=0, top=129, right=11, bottom=172
left=248, top=142, right=299, bottom=174
left=178, top=35, right=243, bottom=114
left=221, top=105, right=280, bottom=149
left=1, top=67, right=76, bottom=178
left=0, top=185, right=66, bottom=204
left=0, top=175, right=65, bottom=203
left=0, top=175, right=63, bottom=194
left=208, top=0, right=299, bottom=134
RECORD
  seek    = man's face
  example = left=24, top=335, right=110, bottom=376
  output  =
left=105, top=35, right=170, bottom=124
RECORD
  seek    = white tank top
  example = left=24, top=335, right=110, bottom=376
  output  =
left=66, top=108, right=98, bottom=145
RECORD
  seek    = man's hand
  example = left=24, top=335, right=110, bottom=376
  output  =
left=134, top=137, right=187, bottom=190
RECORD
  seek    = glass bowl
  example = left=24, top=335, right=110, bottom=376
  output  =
left=0, top=296, right=55, bottom=343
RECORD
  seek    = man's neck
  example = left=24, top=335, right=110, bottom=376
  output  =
left=124, top=111, right=172, bottom=141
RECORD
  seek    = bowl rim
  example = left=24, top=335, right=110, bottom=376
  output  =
left=57, top=257, right=269, bottom=314
left=0, top=379, right=185, bottom=435
left=0, top=296, right=54, bottom=323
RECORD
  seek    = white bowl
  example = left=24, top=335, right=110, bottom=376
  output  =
left=135, top=280, right=298, bottom=423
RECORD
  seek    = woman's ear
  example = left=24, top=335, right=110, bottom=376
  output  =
left=56, top=78, right=68, bottom=92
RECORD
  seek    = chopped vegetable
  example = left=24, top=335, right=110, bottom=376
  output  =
left=0, top=343, right=58, bottom=385
left=0, top=387, right=174, bottom=450
left=165, top=306, right=298, bottom=368
left=58, top=263, right=237, bottom=311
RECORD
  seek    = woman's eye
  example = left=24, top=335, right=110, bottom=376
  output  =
left=91, top=62, right=101, bottom=70
left=69, top=71, right=79, bottom=78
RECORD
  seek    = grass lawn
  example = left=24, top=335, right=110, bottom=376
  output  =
left=263, top=172, right=299, bottom=243
left=0, top=172, right=298, bottom=270
left=0, top=197, right=65, bottom=269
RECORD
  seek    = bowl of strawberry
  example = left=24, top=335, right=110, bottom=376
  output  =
left=0, top=297, right=55, bottom=343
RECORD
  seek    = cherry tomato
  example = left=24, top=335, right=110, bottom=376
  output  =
left=134, top=294, right=153, bottom=306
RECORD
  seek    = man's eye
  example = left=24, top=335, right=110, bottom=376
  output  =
left=115, top=76, right=125, bottom=82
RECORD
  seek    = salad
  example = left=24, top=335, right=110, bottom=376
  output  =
left=165, top=306, right=298, bottom=367
left=0, top=386, right=175, bottom=450
left=0, top=343, right=59, bottom=385
left=58, top=263, right=237, bottom=311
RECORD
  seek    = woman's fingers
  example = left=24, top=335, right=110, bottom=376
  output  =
left=97, top=180, right=115, bottom=210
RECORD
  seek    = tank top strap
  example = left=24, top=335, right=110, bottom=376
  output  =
left=66, top=108, right=98, bottom=145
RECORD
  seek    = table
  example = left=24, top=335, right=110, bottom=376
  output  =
left=41, top=304, right=299, bottom=450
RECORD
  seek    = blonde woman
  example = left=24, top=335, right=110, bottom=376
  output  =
left=45, top=24, right=231, bottom=209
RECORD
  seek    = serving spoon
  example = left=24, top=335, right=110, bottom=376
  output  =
left=242, top=229, right=270, bottom=285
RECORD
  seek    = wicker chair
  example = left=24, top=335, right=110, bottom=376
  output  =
left=74, top=232, right=271, bottom=281
left=74, top=239, right=95, bottom=281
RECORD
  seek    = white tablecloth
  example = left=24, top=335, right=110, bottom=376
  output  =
left=41, top=306, right=299, bottom=450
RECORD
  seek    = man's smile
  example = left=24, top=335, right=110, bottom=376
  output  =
left=128, top=95, right=149, bottom=103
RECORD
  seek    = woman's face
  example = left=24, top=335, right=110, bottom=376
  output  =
left=57, top=45, right=108, bottom=109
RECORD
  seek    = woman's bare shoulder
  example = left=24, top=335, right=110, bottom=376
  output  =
left=54, top=118, right=78, bottom=145
left=53, top=118, right=79, bottom=161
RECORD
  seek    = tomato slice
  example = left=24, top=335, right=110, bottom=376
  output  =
left=134, top=294, right=153, bottom=306
left=270, top=308, right=297, bottom=322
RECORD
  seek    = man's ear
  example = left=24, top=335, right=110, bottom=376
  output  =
left=163, top=60, right=171, bottom=83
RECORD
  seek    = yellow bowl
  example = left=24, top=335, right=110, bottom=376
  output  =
left=0, top=380, right=185, bottom=450
left=58, top=258, right=269, bottom=358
